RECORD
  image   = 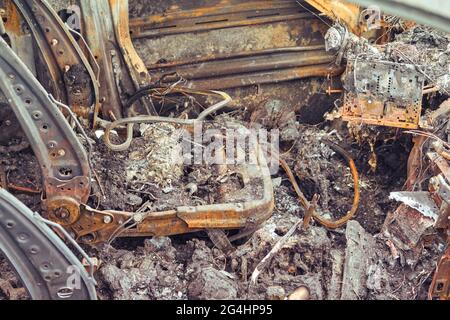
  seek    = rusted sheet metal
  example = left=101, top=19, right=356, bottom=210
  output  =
left=1, top=1, right=37, bottom=74
left=80, top=0, right=155, bottom=121
left=79, top=0, right=124, bottom=120
left=1, top=1, right=21, bottom=35
left=147, top=45, right=326, bottom=70
left=383, top=204, right=436, bottom=251
left=183, top=64, right=342, bottom=90
left=129, top=0, right=315, bottom=39
left=154, top=48, right=334, bottom=81
left=429, top=248, right=450, bottom=300
left=0, top=38, right=91, bottom=226
left=305, top=0, right=362, bottom=33
left=109, top=0, right=156, bottom=116
left=342, top=94, right=422, bottom=130
left=12, top=0, right=99, bottom=118
left=341, top=60, right=424, bottom=130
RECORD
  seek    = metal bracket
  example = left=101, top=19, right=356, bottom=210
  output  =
left=79, top=0, right=156, bottom=121
left=12, top=0, right=99, bottom=118
left=0, top=37, right=91, bottom=221
left=0, top=189, right=97, bottom=300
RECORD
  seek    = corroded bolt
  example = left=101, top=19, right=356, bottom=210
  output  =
left=53, top=207, right=70, bottom=220
left=81, top=234, right=95, bottom=243
left=103, top=215, right=112, bottom=224
left=57, top=149, right=66, bottom=157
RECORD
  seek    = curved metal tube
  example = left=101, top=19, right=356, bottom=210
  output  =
left=104, top=116, right=195, bottom=152
left=311, top=140, right=360, bottom=228
left=281, top=139, right=360, bottom=229
left=104, top=89, right=232, bottom=151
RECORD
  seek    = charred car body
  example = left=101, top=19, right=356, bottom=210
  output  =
left=0, top=0, right=448, bottom=300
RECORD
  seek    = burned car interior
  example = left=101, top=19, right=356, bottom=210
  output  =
left=0, top=0, right=448, bottom=301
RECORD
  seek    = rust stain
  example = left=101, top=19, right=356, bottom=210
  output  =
left=3, top=1, right=22, bottom=35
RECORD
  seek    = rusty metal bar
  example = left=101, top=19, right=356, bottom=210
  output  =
left=79, top=0, right=124, bottom=120
left=182, top=64, right=342, bottom=90
left=109, top=0, right=156, bottom=116
left=129, top=0, right=314, bottom=39
left=147, top=45, right=326, bottom=70
left=0, top=38, right=91, bottom=227
left=155, top=49, right=334, bottom=81
left=147, top=45, right=325, bottom=70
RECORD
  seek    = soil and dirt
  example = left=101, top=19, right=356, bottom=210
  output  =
left=0, top=254, right=29, bottom=300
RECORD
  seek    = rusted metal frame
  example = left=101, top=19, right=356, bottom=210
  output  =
left=1, top=2, right=37, bottom=75
left=342, top=94, right=421, bottom=130
left=59, top=114, right=273, bottom=244
left=12, top=0, right=99, bottom=118
left=147, top=45, right=327, bottom=70
left=0, top=38, right=91, bottom=224
left=129, top=0, right=313, bottom=39
left=109, top=0, right=156, bottom=116
left=305, top=0, right=361, bottom=34
left=79, top=0, right=155, bottom=121
left=133, top=0, right=301, bottom=24
left=154, top=49, right=335, bottom=81
left=340, top=58, right=425, bottom=130
left=0, top=189, right=97, bottom=300
left=183, top=64, right=343, bottom=90
left=60, top=135, right=274, bottom=244
left=78, top=0, right=124, bottom=121
left=126, top=143, right=275, bottom=237
left=429, top=247, right=450, bottom=300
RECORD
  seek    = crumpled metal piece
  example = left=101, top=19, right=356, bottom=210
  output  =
left=389, top=191, right=440, bottom=221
